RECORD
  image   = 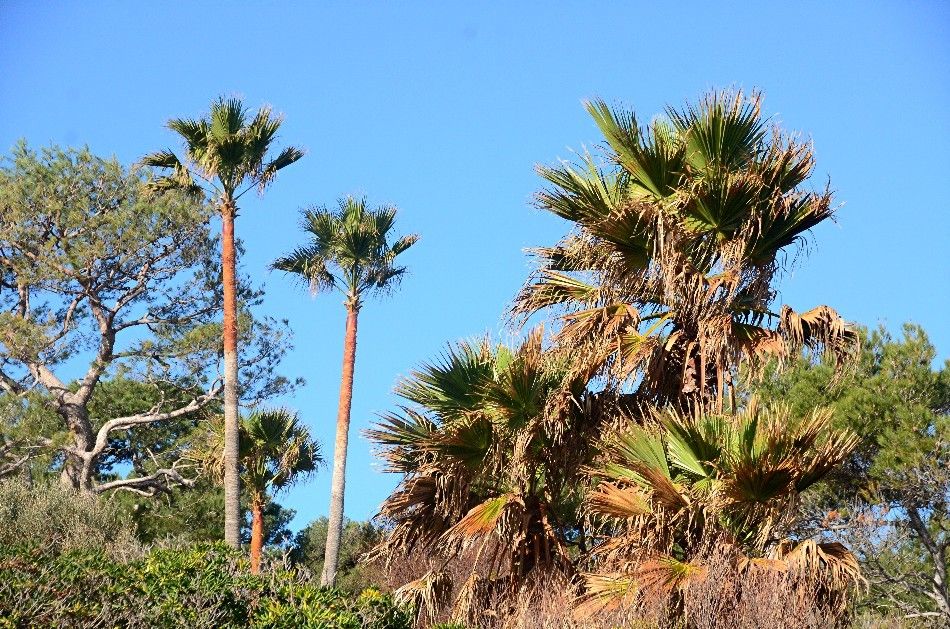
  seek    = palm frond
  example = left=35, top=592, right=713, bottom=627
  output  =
left=588, top=482, right=652, bottom=519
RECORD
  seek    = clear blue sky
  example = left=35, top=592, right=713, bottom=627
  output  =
left=2, top=2, right=948, bottom=531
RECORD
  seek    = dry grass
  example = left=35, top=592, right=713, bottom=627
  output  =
left=0, top=477, right=142, bottom=559
left=372, top=541, right=862, bottom=629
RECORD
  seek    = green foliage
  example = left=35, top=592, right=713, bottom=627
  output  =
left=0, top=143, right=300, bottom=491
left=757, top=323, right=950, bottom=620
left=273, top=196, right=419, bottom=309
left=0, top=542, right=412, bottom=628
left=112, top=478, right=227, bottom=544
left=292, top=517, right=382, bottom=593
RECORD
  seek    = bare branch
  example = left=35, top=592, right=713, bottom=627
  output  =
left=92, top=462, right=196, bottom=496
left=87, top=381, right=222, bottom=463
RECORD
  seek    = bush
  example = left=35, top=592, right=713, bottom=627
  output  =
left=0, top=478, right=142, bottom=559
left=0, top=542, right=412, bottom=628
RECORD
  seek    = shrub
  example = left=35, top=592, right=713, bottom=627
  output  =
left=0, top=542, right=412, bottom=628
left=0, top=478, right=142, bottom=559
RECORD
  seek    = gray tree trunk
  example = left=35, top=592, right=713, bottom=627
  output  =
left=221, top=202, right=241, bottom=548
left=321, top=305, right=359, bottom=587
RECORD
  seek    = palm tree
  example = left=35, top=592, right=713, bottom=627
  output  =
left=142, top=97, right=303, bottom=546
left=582, top=401, right=863, bottom=619
left=196, top=408, right=321, bottom=573
left=273, top=196, right=418, bottom=586
left=368, top=329, right=603, bottom=624
left=242, top=409, right=321, bottom=574
left=513, top=90, right=857, bottom=410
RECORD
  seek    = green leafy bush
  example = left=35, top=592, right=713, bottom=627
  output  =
left=0, top=542, right=411, bottom=628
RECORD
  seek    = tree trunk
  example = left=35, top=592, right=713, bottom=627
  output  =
left=59, top=400, right=93, bottom=490
left=321, top=304, right=359, bottom=587
left=250, top=498, right=264, bottom=575
left=221, top=200, right=241, bottom=548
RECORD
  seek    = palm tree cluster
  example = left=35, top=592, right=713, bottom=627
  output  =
left=368, top=330, right=599, bottom=608
left=582, top=402, right=862, bottom=617
left=143, top=99, right=418, bottom=582
left=370, top=90, right=864, bottom=625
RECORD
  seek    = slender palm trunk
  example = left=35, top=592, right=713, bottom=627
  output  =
left=250, top=497, right=264, bottom=574
left=221, top=200, right=241, bottom=548
left=321, top=303, right=359, bottom=587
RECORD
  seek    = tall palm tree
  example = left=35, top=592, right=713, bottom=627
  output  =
left=142, top=97, right=303, bottom=546
left=196, top=408, right=321, bottom=573
left=273, top=196, right=418, bottom=586
left=513, top=90, right=857, bottom=410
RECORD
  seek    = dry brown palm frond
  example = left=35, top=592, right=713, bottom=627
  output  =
left=558, top=302, right=640, bottom=347
left=738, top=555, right=789, bottom=573
left=587, top=482, right=652, bottom=519
left=773, top=539, right=865, bottom=590
left=393, top=569, right=452, bottom=624
left=636, top=554, right=709, bottom=596
left=451, top=570, right=498, bottom=627
left=442, top=493, right=514, bottom=544
left=574, top=571, right=639, bottom=618
left=780, top=304, right=859, bottom=366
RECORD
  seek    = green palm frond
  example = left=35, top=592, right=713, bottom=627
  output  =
left=585, top=99, right=685, bottom=199
left=366, top=408, right=438, bottom=473
left=144, top=96, right=302, bottom=202
left=397, top=339, right=494, bottom=418
left=518, top=270, right=600, bottom=313
left=258, top=145, right=306, bottom=191
left=536, top=152, right=625, bottom=221
left=271, top=244, right=338, bottom=294
left=669, top=90, right=766, bottom=172
left=275, top=195, right=418, bottom=308
left=209, top=97, right=247, bottom=140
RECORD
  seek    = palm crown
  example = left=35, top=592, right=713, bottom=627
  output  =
left=583, top=401, right=862, bottom=613
left=196, top=408, right=322, bottom=504
left=514, top=90, right=857, bottom=408
left=241, top=408, right=322, bottom=504
left=369, top=329, right=606, bottom=620
left=141, top=96, right=304, bottom=202
left=273, top=196, right=419, bottom=309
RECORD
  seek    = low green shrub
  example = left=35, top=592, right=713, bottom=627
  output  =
left=0, top=542, right=412, bottom=628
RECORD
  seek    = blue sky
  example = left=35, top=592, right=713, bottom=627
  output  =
left=2, top=2, right=948, bottom=530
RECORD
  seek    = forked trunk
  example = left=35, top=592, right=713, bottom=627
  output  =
left=321, top=304, right=359, bottom=587
left=221, top=199, right=241, bottom=548
left=250, top=498, right=264, bottom=574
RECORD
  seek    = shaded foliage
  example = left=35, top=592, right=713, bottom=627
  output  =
left=757, top=323, right=950, bottom=622
left=0, top=542, right=411, bottom=629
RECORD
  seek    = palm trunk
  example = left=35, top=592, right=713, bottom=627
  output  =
left=250, top=498, right=264, bottom=574
left=221, top=199, right=241, bottom=548
left=321, top=303, right=359, bottom=587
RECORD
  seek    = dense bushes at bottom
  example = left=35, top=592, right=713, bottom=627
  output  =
left=0, top=542, right=412, bottom=628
